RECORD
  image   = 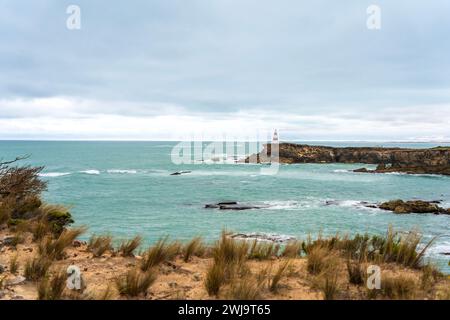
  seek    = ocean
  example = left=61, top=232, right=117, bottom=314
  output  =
left=1, top=141, right=449, bottom=272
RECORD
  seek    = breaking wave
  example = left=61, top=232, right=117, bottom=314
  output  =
left=39, top=172, right=71, bottom=177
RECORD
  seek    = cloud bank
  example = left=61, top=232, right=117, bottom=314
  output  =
left=0, top=1, right=449, bottom=140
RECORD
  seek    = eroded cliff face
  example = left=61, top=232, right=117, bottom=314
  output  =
left=248, top=143, right=450, bottom=175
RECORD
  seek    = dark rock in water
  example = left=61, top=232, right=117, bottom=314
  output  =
left=440, top=252, right=450, bottom=256
left=205, top=201, right=239, bottom=209
left=219, top=205, right=263, bottom=210
left=205, top=201, right=268, bottom=210
left=170, top=171, right=191, bottom=176
left=353, top=168, right=369, bottom=173
left=378, top=200, right=449, bottom=214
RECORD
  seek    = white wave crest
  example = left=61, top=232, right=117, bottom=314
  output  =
left=229, top=232, right=296, bottom=243
left=80, top=170, right=100, bottom=175
left=107, top=169, right=137, bottom=174
left=39, top=172, right=71, bottom=177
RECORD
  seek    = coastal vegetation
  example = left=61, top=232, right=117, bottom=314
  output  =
left=0, top=157, right=449, bottom=300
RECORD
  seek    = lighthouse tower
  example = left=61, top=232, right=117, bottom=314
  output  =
left=272, top=129, right=279, bottom=144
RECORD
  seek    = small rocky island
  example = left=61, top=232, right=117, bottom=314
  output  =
left=377, top=200, right=450, bottom=215
left=246, top=143, right=450, bottom=175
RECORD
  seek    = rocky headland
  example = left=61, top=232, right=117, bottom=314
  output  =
left=246, top=143, right=450, bottom=175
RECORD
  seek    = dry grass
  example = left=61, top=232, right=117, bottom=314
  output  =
left=306, top=246, right=336, bottom=275
left=0, top=202, right=11, bottom=225
left=212, top=232, right=248, bottom=266
left=37, top=270, right=66, bottom=300
left=318, top=271, right=340, bottom=300
left=116, top=268, right=157, bottom=297
left=227, top=276, right=262, bottom=300
left=183, top=237, right=205, bottom=262
left=302, top=226, right=436, bottom=271
left=88, top=235, right=113, bottom=257
left=204, top=259, right=226, bottom=297
left=140, top=237, right=181, bottom=271
left=118, top=236, right=142, bottom=257
left=31, top=220, right=50, bottom=241
left=24, top=256, right=52, bottom=281
left=269, top=260, right=291, bottom=293
left=346, top=260, right=365, bottom=285
left=9, top=254, right=19, bottom=274
left=248, top=240, right=279, bottom=260
left=437, top=286, right=450, bottom=300
left=381, top=273, right=417, bottom=299
left=420, top=264, right=442, bottom=291
left=281, top=241, right=302, bottom=258
left=38, top=227, right=86, bottom=260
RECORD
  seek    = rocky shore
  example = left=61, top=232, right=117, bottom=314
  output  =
left=246, top=143, right=450, bottom=175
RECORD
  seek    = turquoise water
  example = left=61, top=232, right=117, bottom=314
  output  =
left=1, top=141, right=449, bottom=273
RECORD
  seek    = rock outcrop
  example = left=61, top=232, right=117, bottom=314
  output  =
left=205, top=202, right=269, bottom=210
left=378, top=200, right=449, bottom=214
left=246, top=143, right=450, bottom=175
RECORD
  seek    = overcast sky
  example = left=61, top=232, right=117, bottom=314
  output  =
left=1, top=0, right=449, bottom=141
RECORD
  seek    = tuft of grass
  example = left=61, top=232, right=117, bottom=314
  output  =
left=227, top=277, right=262, bottom=300
left=212, top=232, right=249, bottom=266
left=269, top=260, right=291, bottom=293
left=318, top=271, right=340, bottom=300
left=38, top=270, right=66, bottom=300
left=437, top=286, right=450, bottom=300
left=24, top=256, right=52, bottom=281
left=281, top=241, right=302, bottom=258
left=248, top=240, right=279, bottom=260
left=183, top=237, right=205, bottom=262
left=88, top=235, right=113, bottom=257
left=0, top=202, right=12, bottom=225
left=307, top=246, right=334, bottom=275
left=118, top=236, right=142, bottom=257
left=9, top=254, right=19, bottom=274
left=381, top=274, right=417, bottom=299
left=204, top=259, right=226, bottom=297
left=346, top=260, right=365, bottom=285
left=420, top=264, right=442, bottom=291
left=38, top=227, right=86, bottom=260
left=140, top=237, right=181, bottom=271
left=115, top=268, right=157, bottom=297
left=31, top=220, right=50, bottom=241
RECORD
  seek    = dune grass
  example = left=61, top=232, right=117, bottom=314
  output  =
left=9, top=254, right=19, bottom=274
left=116, top=268, right=157, bottom=297
left=227, top=276, right=262, bottom=300
left=24, top=256, right=52, bottom=281
left=140, top=237, right=181, bottom=271
left=269, top=260, right=291, bottom=293
left=37, top=270, right=67, bottom=300
left=346, top=260, right=365, bottom=285
left=381, top=273, right=417, bottom=300
left=183, top=237, right=205, bottom=262
left=118, top=236, right=142, bottom=257
left=247, top=240, right=279, bottom=260
left=88, top=235, right=113, bottom=257
left=38, top=227, right=86, bottom=260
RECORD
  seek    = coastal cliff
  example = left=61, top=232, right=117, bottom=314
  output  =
left=246, top=143, right=450, bottom=175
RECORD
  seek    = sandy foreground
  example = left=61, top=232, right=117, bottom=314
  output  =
left=0, top=228, right=449, bottom=300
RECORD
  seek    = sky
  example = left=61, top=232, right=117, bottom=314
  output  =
left=0, top=0, right=450, bottom=141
